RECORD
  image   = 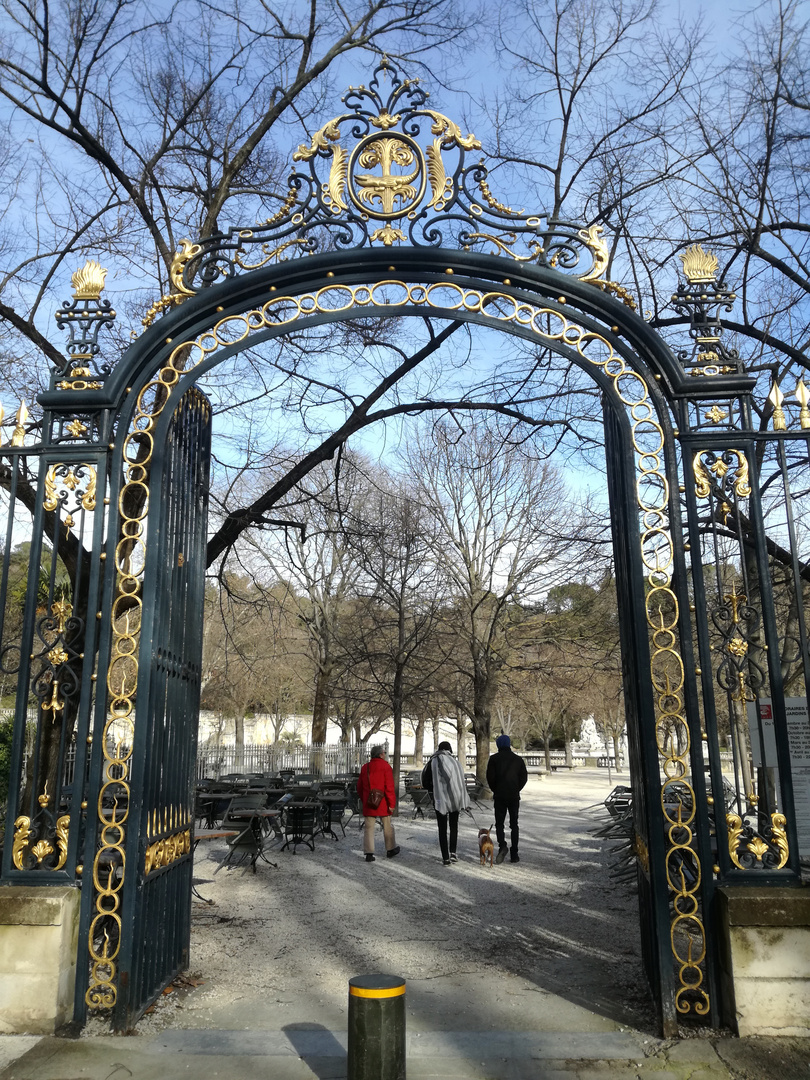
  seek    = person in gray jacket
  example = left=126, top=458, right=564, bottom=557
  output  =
left=486, top=734, right=528, bottom=863
left=421, top=741, right=469, bottom=865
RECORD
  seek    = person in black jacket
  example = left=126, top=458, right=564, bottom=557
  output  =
left=486, top=734, right=528, bottom=863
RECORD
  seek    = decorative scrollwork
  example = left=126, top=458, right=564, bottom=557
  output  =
left=11, top=787, right=71, bottom=871
left=671, top=247, right=741, bottom=376
left=43, top=463, right=97, bottom=528
left=727, top=811, right=790, bottom=870
left=693, top=449, right=750, bottom=501
left=53, top=263, right=115, bottom=382
left=143, top=59, right=625, bottom=300
left=710, top=583, right=765, bottom=704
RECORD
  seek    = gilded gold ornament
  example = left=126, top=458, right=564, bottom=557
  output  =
left=12, top=817, right=32, bottom=869
left=292, top=117, right=342, bottom=161
left=71, top=260, right=108, bottom=299
left=10, top=401, right=28, bottom=446
left=577, top=225, right=610, bottom=282
left=679, top=244, right=719, bottom=283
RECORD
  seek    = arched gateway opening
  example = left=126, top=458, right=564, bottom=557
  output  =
left=1, top=62, right=804, bottom=1038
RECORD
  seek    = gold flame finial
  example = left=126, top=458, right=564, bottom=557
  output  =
left=679, top=244, right=719, bottom=284
left=71, top=260, right=108, bottom=300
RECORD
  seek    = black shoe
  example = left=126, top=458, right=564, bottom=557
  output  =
left=387, top=846, right=401, bottom=859
left=443, top=859, right=452, bottom=865
left=365, top=853, right=375, bottom=862
left=449, top=852, right=458, bottom=862
left=496, top=845, right=508, bottom=864
left=510, top=851, right=520, bottom=863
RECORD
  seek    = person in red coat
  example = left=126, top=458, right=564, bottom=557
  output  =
left=357, top=745, right=400, bottom=862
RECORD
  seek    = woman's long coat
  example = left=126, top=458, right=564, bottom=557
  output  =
left=357, top=757, right=396, bottom=816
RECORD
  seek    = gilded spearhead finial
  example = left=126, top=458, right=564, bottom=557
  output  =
left=71, top=259, right=108, bottom=300
left=679, top=244, right=719, bottom=284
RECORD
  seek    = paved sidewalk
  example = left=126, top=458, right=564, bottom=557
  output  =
left=3, top=1024, right=810, bottom=1079
left=0, top=1026, right=729, bottom=1080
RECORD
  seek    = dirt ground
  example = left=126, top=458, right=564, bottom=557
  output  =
left=122, top=767, right=657, bottom=1037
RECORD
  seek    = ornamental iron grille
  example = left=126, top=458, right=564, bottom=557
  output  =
left=0, top=60, right=804, bottom=1035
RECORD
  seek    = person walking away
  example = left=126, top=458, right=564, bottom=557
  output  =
left=358, top=745, right=400, bottom=862
left=486, top=734, right=528, bottom=863
left=421, top=741, right=469, bottom=865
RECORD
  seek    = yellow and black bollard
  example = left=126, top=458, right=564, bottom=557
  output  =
left=347, top=974, right=406, bottom=1080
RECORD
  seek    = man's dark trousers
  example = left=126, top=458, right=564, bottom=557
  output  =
left=494, top=796, right=520, bottom=855
left=436, top=810, right=460, bottom=862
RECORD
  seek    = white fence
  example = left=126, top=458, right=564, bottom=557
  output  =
left=196, top=741, right=386, bottom=779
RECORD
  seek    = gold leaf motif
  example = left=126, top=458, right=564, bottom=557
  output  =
left=12, top=817, right=31, bottom=869
left=477, top=177, right=519, bottom=215
left=426, top=138, right=451, bottom=209
left=326, top=145, right=348, bottom=212
left=771, top=813, right=789, bottom=869
left=577, top=225, right=610, bottom=283
left=370, top=111, right=400, bottom=130
left=727, top=813, right=744, bottom=869
left=81, top=466, right=97, bottom=510
left=424, top=110, right=481, bottom=151
left=169, top=240, right=202, bottom=297
left=44, top=465, right=60, bottom=511
left=66, top=419, right=88, bottom=438
left=293, top=118, right=342, bottom=161
left=679, top=244, right=719, bottom=284
left=370, top=225, right=405, bottom=247
left=31, top=839, right=54, bottom=863
left=705, top=406, right=728, bottom=424
left=71, top=260, right=107, bottom=299
left=731, top=451, right=751, bottom=497
left=747, top=836, right=769, bottom=860
left=54, top=816, right=70, bottom=870
left=259, top=188, right=298, bottom=228
left=693, top=454, right=711, bottom=498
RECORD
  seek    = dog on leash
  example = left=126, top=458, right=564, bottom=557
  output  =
left=478, top=826, right=495, bottom=867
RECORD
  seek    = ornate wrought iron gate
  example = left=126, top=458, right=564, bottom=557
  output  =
left=1, top=60, right=806, bottom=1037
left=80, top=386, right=211, bottom=1028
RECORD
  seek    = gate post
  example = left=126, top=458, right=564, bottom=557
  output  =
left=0, top=886, right=80, bottom=1033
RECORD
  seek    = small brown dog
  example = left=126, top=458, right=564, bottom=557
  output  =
left=478, top=826, right=495, bottom=867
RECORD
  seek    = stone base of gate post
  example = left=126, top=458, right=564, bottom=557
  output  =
left=716, top=885, right=810, bottom=1036
left=0, top=886, right=80, bottom=1033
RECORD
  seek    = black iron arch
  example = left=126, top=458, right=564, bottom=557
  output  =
left=54, top=244, right=717, bottom=1035
left=41, top=248, right=753, bottom=423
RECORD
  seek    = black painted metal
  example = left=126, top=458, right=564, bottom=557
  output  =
left=103, top=387, right=211, bottom=1029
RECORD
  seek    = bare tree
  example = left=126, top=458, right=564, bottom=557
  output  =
left=247, top=457, right=364, bottom=747
left=343, top=471, right=445, bottom=795
left=407, top=418, right=583, bottom=786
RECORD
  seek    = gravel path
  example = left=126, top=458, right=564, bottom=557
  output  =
left=129, top=768, right=657, bottom=1037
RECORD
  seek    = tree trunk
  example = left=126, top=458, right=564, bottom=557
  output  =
left=311, top=667, right=330, bottom=744
left=432, top=717, right=441, bottom=754
left=414, top=717, right=426, bottom=765
left=472, top=669, right=495, bottom=790
left=612, top=732, right=622, bottom=770
left=235, top=713, right=245, bottom=771
left=391, top=664, right=404, bottom=816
